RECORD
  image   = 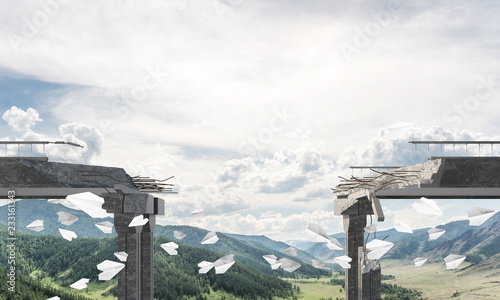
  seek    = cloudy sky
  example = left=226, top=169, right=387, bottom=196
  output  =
left=1, top=0, right=500, bottom=241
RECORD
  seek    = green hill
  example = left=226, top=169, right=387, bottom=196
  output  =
left=0, top=226, right=296, bottom=299
left=154, top=225, right=330, bottom=279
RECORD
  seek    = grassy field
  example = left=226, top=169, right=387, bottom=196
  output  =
left=285, top=277, right=344, bottom=300
left=382, top=259, right=500, bottom=299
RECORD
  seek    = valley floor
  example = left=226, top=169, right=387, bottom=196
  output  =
left=382, top=259, right=500, bottom=300
left=284, top=277, right=344, bottom=300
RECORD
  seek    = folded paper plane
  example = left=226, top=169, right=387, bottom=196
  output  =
left=48, top=198, right=80, bottom=210
left=57, top=211, right=79, bottom=226
left=284, top=247, right=297, bottom=256
left=97, top=260, right=125, bottom=280
left=263, top=254, right=282, bottom=269
left=198, top=261, right=214, bottom=274
left=161, top=242, right=179, bottom=255
left=95, top=221, right=114, bottom=233
left=385, top=121, right=414, bottom=140
left=173, top=230, right=186, bottom=239
left=444, top=254, right=466, bottom=270
left=26, top=220, right=44, bottom=232
left=412, top=197, right=443, bottom=216
left=198, top=254, right=235, bottom=274
left=333, top=255, right=352, bottom=269
left=214, top=254, right=235, bottom=274
left=260, top=210, right=278, bottom=223
left=129, top=215, right=149, bottom=227
left=326, top=239, right=343, bottom=250
left=366, top=239, right=394, bottom=260
left=414, top=257, right=427, bottom=267
left=305, top=223, right=331, bottom=243
left=191, top=209, right=204, bottom=216
left=66, top=192, right=108, bottom=218
left=70, top=278, right=89, bottom=290
left=467, top=207, right=495, bottom=226
left=59, top=228, right=77, bottom=241
left=114, top=252, right=128, bottom=262
left=279, top=258, right=301, bottom=272
left=394, top=222, right=413, bottom=234
left=312, top=259, right=325, bottom=269
left=428, top=228, right=445, bottom=240
left=364, top=224, right=377, bottom=233
left=201, top=231, right=219, bottom=244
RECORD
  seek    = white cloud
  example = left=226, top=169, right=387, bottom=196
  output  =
left=3, top=1, right=500, bottom=241
left=2, top=106, right=42, bottom=132
left=158, top=209, right=343, bottom=241
left=335, top=126, right=496, bottom=172
left=216, top=142, right=335, bottom=194
left=1, top=108, right=104, bottom=164
left=3, top=1, right=500, bottom=159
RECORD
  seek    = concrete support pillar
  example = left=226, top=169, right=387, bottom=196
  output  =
left=102, top=190, right=164, bottom=300
left=359, top=248, right=382, bottom=300
left=141, top=214, right=156, bottom=299
left=343, top=214, right=366, bottom=300
left=115, top=213, right=143, bottom=300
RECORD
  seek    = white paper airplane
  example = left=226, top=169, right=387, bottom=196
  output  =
left=198, top=261, right=214, bottom=274
left=147, top=166, right=166, bottom=179
left=279, top=258, right=301, bottom=272
left=385, top=121, right=415, bottom=140
left=198, top=254, right=235, bottom=274
left=48, top=198, right=80, bottom=210
left=97, top=260, right=125, bottom=280
left=129, top=215, right=149, bottom=227
left=114, top=252, right=128, bottom=262
left=191, top=209, right=204, bottom=216
left=161, top=242, right=179, bottom=255
left=59, top=228, right=77, bottom=241
left=366, top=239, right=394, bottom=260
left=333, top=255, right=352, bottom=269
left=95, top=221, right=114, bottom=233
left=394, top=222, right=413, bottom=234
left=47, top=297, right=60, bottom=300
left=26, top=220, right=44, bottom=232
left=284, top=247, right=297, bottom=256
left=70, top=278, right=89, bottom=290
left=305, top=223, right=332, bottom=243
left=66, top=192, right=108, bottom=218
left=263, top=255, right=282, bottom=269
left=260, top=210, right=278, bottom=223
left=467, top=207, right=495, bottom=226
left=57, top=211, right=79, bottom=226
left=428, top=228, right=446, bottom=240
left=201, top=231, right=219, bottom=244
left=412, top=197, right=443, bottom=216
left=326, top=239, right=343, bottom=250
left=444, top=254, right=466, bottom=270
left=364, top=224, right=377, bottom=233
left=214, top=254, right=235, bottom=274
left=414, top=257, right=427, bottom=267
left=173, top=230, right=186, bottom=240
left=312, top=259, right=325, bottom=269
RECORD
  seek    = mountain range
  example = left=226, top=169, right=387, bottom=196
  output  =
left=2, top=199, right=500, bottom=268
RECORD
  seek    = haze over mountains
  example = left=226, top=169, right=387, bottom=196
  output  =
left=2, top=199, right=500, bottom=299
left=2, top=199, right=500, bottom=269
